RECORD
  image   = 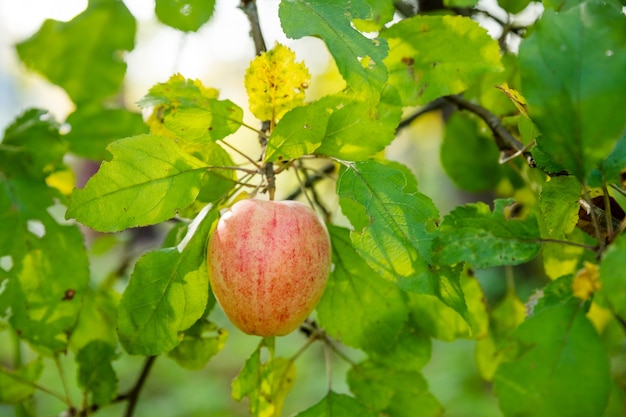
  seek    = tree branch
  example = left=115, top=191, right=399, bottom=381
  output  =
left=123, top=356, right=157, bottom=417
left=445, top=94, right=535, bottom=167
left=395, top=97, right=450, bottom=133
left=240, top=0, right=266, bottom=55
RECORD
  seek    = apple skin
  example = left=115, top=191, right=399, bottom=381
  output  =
left=208, top=199, right=331, bottom=337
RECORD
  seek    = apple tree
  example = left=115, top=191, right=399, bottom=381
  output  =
left=1, top=0, right=625, bottom=416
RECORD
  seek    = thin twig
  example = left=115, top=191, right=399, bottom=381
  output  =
left=285, top=163, right=336, bottom=201
left=239, top=0, right=266, bottom=56
left=445, top=94, right=535, bottom=167
left=123, top=356, right=157, bottom=417
left=218, top=139, right=262, bottom=168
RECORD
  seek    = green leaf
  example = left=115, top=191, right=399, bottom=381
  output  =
left=279, top=0, right=388, bottom=96
left=265, top=103, right=329, bottom=162
left=408, top=294, right=469, bottom=341
left=381, top=15, right=502, bottom=105
left=337, top=160, right=440, bottom=292
left=15, top=0, right=136, bottom=104
left=353, top=0, right=395, bottom=32
left=366, top=323, right=432, bottom=372
left=155, top=0, right=215, bottom=32
left=518, top=2, right=626, bottom=180
left=295, top=392, right=377, bottom=417
left=139, top=75, right=243, bottom=145
left=168, top=319, right=228, bottom=370
left=315, top=95, right=402, bottom=160
left=0, top=109, right=66, bottom=180
left=433, top=199, right=541, bottom=269
left=0, top=179, right=89, bottom=353
left=232, top=338, right=296, bottom=417
left=76, top=341, right=118, bottom=407
left=317, top=225, right=409, bottom=353
left=66, top=134, right=208, bottom=232
left=441, top=113, right=503, bottom=192
left=139, top=74, right=218, bottom=107
left=497, top=0, right=531, bottom=14
left=69, top=287, right=119, bottom=352
left=589, top=130, right=626, bottom=187
left=117, top=206, right=218, bottom=355
left=194, top=142, right=237, bottom=204
left=539, top=176, right=580, bottom=238
left=599, top=234, right=626, bottom=322
left=494, top=304, right=611, bottom=417
left=476, top=289, right=526, bottom=380
left=347, top=360, right=443, bottom=417
left=531, top=274, right=577, bottom=315
left=0, top=359, right=44, bottom=404
left=65, top=106, right=147, bottom=160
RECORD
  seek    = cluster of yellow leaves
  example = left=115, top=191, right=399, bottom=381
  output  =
left=244, top=43, right=310, bottom=124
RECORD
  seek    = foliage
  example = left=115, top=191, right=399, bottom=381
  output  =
left=1, top=0, right=625, bottom=416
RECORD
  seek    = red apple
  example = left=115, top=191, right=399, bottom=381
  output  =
left=207, top=199, right=331, bottom=336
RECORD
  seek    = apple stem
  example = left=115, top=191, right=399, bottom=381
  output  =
left=265, top=162, right=276, bottom=200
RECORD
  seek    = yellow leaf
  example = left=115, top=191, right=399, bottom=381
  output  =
left=244, top=43, right=310, bottom=124
left=45, top=168, right=76, bottom=196
left=496, top=83, right=529, bottom=118
left=572, top=261, right=601, bottom=300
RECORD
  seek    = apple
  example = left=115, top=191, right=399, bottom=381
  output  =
left=207, top=199, right=331, bottom=336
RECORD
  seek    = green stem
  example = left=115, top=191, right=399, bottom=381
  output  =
left=538, top=238, right=597, bottom=252
left=0, top=364, right=67, bottom=404
left=54, top=355, right=75, bottom=409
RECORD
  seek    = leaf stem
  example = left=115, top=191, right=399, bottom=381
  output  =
left=538, top=238, right=597, bottom=252
left=0, top=364, right=68, bottom=405
left=54, top=355, right=75, bottom=410
left=218, top=139, right=262, bottom=168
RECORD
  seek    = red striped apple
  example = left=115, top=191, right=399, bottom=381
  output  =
left=208, top=199, right=331, bottom=336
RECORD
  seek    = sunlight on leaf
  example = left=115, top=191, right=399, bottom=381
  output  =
left=67, top=135, right=209, bottom=232
left=15, top=1, right=135, bottom=104
left=117, top=207, right=218, bottom=355
left=381, top=15, right=502, bottom=105
left=232, top=338, right=296, bottom=417
left=317, top=225, right=409, bottom=353
left=279, top=0, right=388, bottom=97
left=337, top=160, right=439, bottom=291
